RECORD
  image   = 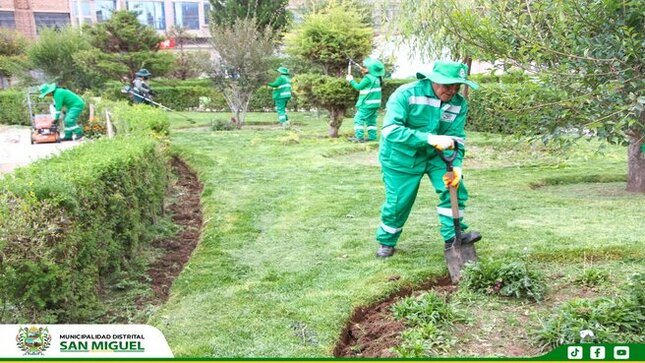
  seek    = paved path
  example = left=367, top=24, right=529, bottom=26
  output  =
left=0, top=125, right=82, bottom=174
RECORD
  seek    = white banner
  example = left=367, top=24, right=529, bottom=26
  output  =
left=0, top=324, right=173, bottom=358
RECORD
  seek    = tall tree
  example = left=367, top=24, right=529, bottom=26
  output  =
left=209, top=0, right=291, bottom=34
left=285, top=3, right=373, bottom=76
left=396, top=0, right=645, bottom=192
left=27, top=27, right=100, bottom=91
left=0, top=29, right=29, bottom=88
left=209, top=18, right=276, bottom=128
left=75, top=10, right=174, bottom=81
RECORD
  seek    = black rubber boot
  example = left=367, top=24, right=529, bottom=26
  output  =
left=347, top=137, right=365, bottom=143
left=444, top=231, right=482, bottom=249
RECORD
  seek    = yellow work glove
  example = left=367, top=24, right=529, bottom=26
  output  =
left=443, top=167, right=462, bottom=188
left=427, top=134, right=454, bottom=151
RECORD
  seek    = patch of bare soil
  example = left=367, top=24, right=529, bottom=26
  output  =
left=334, top=276, right=454, bottom=358
left=146, top=157, right=203, bottom=304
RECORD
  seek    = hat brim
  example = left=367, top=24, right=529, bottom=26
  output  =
left=417, top=71, right=480, bottom=90
left=38, top=85, right=56, bottom=98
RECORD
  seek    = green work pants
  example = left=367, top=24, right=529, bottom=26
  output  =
left=376, top=161, right=469, bottom=247
left=62, top=106, right=84, bottom=140
left=353, top=107, right=378, bottom=141
left=274, top=99, right=289, bottom=124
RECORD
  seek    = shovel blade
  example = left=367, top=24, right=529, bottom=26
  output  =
left=460, top=243, right=478, bottom=264
left=444, top=246, right=463, bottom=283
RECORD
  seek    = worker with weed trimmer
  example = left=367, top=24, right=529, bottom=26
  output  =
left=346, top=58, right=384, bottom=143
left=374, top=61, right=481, bottom=258
left=268, top=67, right=292, bottom=127
left=39, top=83, right=84, bottom=141
left=132, top=68, right=154, bottom=104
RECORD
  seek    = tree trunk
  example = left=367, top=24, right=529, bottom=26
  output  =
left=327, top=107, right=344, bottom=138
left=462, top=56, right=473, bottom=100
left=626, top=127, right=645, bottom=193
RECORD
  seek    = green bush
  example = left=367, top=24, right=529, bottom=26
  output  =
left=109, top=101, right=170, bottom=137
left=460, top=259, right=547, bottom=301
left=0, top=136, right=169, bottom=323
left=537, top=297, right=644, bottom=348
left=467, top=81, right=565, bottom=135
left=0, top=89, right=30, bottom=125
left=574, top=268, right=610, bottom=287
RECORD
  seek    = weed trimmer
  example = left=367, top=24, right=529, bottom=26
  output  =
left=121, top=86, right=195, bottom=122
left=438, top=140, right=478, bottom=283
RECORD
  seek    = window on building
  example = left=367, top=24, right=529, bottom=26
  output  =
left=0, top=11, right=16, bottom=28
left=203, top=2, right=210, bottom=25
left=127, top=1, right=165, bottom=30
left=34, top=12, right=71, bottom=33
left=96, top=0, right=117, bottom=22
left=174, top=2, right=199, bottom=30
left=71, top=0, right=94, bottom=25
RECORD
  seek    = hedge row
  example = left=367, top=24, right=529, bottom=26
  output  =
left=0, top=89, right=30, bottom=125
left=0, top=107, right=170, bottom=323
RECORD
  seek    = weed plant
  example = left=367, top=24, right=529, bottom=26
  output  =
left=460, top=259, right=547, bottom=301
left=574, top=268, right=610, bottom=287
left=391, top=292, right=464, bottom=357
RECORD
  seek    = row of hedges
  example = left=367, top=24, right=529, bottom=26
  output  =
left=0, top=106, right=170, bottom=323
left=0, top=89, right=30, bottom=125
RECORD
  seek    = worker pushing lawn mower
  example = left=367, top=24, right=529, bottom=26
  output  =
left=375, top=61, right=481, bottom=282
left=38, top=83, right=84, bottom=141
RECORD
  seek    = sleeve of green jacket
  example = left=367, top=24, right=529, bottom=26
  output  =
left=381, top=90, right=431, bottom=150
left=53, top=91, right=64, bottom=121
left=267, top=76, right=283, bottom=88
left=349, top=76, right=371, bottom=91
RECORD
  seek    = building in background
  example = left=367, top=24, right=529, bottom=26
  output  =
left=0, top=0, right=212, bottom=47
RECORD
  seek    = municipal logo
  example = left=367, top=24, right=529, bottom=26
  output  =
left=16, top=326, right=52, bottom=356
left=459, top=68, right=466, bottom=78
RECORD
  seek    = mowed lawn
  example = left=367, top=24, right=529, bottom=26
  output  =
left=148, top=111, right=644, bottom=357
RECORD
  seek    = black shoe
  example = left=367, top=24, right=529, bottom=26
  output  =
left=347, top=137, right=365, bottom=143
left=444, top=231, right=482, bottom=249
left=376, top=244, right=395, bottom=258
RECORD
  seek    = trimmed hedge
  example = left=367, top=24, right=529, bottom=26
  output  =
left=0, top=89, right=30, bottom=125
left=0, top=107, right=170, bottom=323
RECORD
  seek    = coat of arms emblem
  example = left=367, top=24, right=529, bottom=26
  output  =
left=16, top=326, right=51, bottom=355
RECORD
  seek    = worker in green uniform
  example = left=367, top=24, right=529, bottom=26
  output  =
left=375, top=61, right=482, bottom=258
left=346, top=58, right=384, bottom=142
left=39, top=83, right=84, bottom=141
left=267, top=67, right=292, bottom=126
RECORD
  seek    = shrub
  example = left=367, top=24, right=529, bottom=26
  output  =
left=0, top=89, right=29, bottom=125
left=537, top=297, right=645, bottom=348
left=0, top=136, right=169, bottom=323
left=109, top=101, right=170, bottom=137
left=460, top=259, right=547, bottom=301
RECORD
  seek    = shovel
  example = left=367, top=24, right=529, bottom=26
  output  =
left=438, top=140, right=478, bottom=283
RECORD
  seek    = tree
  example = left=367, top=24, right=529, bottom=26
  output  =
left=27, top=27, right=101, bottom=91
left=75, top=10, right=174, bottom=81
left=209, top=0, right=291, bottom=34
left=209, top=18, right=276, bottom=128
left=396, top=0, right=645, bottom=192
left=166, top=26, right=211, bottom=80
left=286, top=3, right=373, bottom=76
left=0, top=29, right=29, bottom=89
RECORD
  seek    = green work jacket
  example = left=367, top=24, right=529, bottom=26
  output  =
left=379, top=79, right=468, bottom=174
left=268, top=75, right=292, bottom=100
left=350, top=74, right=381, bottom=109
left=52, top=88, right=85, bottom=121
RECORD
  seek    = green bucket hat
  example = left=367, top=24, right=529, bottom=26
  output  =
left=416, top=61, right=479, bottom=90
left=277, top=67, right=289, bottom=75
left=135, top=68, right=152, bottom=77
left=363, top=58, right=385, bottom=77
left=38, top=83, right=57, bottom=98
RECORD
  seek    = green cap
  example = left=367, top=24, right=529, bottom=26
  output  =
left=277, top=67, right=289, bottom=75
left=416, top=61, right=479, bottom=90
left=38, top=83, right=57, bottom=98
left=362, top=58, right=385, bottom=77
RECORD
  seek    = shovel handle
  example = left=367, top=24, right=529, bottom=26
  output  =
left=437, top=140, right=460, bottom=170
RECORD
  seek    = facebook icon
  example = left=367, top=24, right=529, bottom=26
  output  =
left=590, top=346, right=606, bottom=359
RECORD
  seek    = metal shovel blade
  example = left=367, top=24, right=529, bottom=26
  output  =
left=460, top=243, right=478, bottom=265
left=444, top=245, right=463, bottom=283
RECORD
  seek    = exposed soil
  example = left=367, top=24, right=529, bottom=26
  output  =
left=334, top=276, right=454, bottom=358
left=146, top=157, right=203, bottom=304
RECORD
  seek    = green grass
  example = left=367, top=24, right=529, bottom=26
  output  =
left=148, top=111, right=644, bottom=357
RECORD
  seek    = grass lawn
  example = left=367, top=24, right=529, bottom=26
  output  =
left=148, top=111, right=644, bottom=357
